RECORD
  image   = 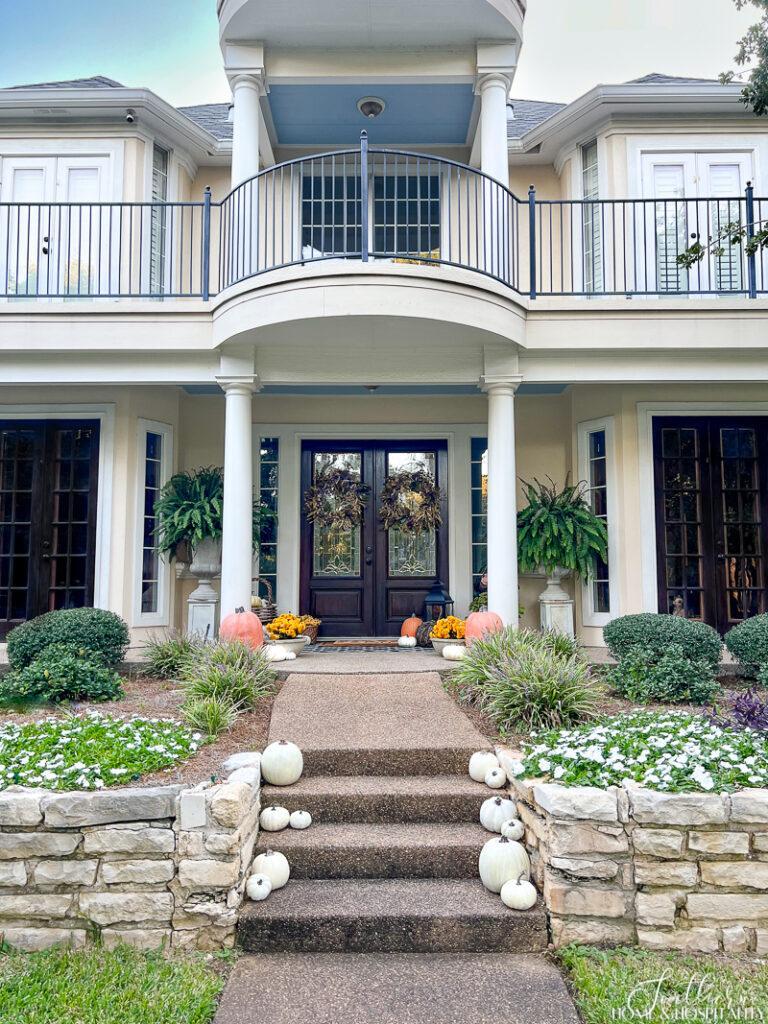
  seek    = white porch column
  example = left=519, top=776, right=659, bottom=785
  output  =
left=477, top=73, right=511, bottom=188
left=483, top=379, right=521, bottom=626
left=231, top=75, right=262, bottom=189
left=219, top=379, right=257, bottom=618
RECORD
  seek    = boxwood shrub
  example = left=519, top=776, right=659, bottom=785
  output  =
left=605, top=643, right=719, bottom=705
left=0, top=644, right=123, bottom=705
left=603, top=613, right=722, bottom=670
left=7, top=608, right=129, bottom=670
left=724, top=614, right=768, bottom=675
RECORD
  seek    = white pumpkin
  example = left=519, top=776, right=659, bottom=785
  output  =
left=485, top=767, right=507, bottom=789
left=468, top=750, right=499, bottom=783
left=501, top=818, right=525, bottom=842
left=246, top=872, right=272, bottom=901
left=500, top=875, right=538, bottom=911
left=480, top=795, right=518, bottom=833
left=478, top=836, right=530, bottom=893
left=442, top=644, right=466, bottom=661
left=261, top=740, right=304, bottom=786
left=289, top=810, right=312, bottom=830
left=252, top=849, right=290, bottom=890
left=259, top=805, right=290, bottom=832
left=264, top=646, right=289, bottom=663
left=398, top=636, right=417, bottom=649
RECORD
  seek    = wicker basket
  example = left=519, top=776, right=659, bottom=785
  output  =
left=300, top=620, right=320, bottom=644
left=251, top=577, right=277, bottom=625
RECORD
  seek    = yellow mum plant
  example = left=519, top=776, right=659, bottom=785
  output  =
left=266, top=614, right=306, bottom=641
left=431, top=616, right=466, bottom=640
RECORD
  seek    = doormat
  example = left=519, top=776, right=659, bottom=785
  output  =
left=315, top=639, right=401, bottom=650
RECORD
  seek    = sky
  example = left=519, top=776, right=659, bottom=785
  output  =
left=0, top=0, right=757, bottom=107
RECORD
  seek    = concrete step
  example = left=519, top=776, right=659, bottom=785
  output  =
left=256, top=822, right=489, bottom=879
left=214, top=953, right=578, bottom=1024
left=238, top=878, right=548, bottom=953
left=261, top=774, right=487, bottom=823
left=300, top=745, right=478, bottom=777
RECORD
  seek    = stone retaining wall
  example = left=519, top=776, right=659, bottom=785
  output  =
left=497, top=747, right=768, bottom=954
left=0, top=754, right=260, bottom=951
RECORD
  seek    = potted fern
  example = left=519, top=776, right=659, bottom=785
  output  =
left=154, top=466, right=274, bottom=576
left=517, top=477, right=608, bottom=635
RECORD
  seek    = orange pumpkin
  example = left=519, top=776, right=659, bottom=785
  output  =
left=465, top=610, right=504, bottom=644
left=219, top=606, right=264, bottom=649
left=401, top=612, right=423, bottom=638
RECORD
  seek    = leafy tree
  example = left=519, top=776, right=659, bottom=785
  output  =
left=720, top=0, right=768, bottom=115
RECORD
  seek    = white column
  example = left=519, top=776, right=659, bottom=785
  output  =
left=220, top=381, right=256, bottom=618
left=478, top=73, right=511, bottom=188
left=484, top=380, right=520, bottom=627
left=231, top=75, right=262, bottom=189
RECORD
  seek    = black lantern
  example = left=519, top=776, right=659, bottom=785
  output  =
left=425, top=579, right=454, bottom=620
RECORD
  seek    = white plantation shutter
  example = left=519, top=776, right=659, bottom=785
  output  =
left=581, top=141, right=602, bottom=292
left=652, top=163, right=688, bottom=293
left=56, top=161, right=107, bottom=295
left=706, top=162, right=743, bottom=293
left=0, top=160, right=54, bottom=295
left=150, top=146, right=170, bottom=294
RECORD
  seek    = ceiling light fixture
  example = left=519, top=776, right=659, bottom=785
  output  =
left=357, top=96, right=386, bottom=120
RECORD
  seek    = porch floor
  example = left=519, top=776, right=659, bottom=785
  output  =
left=271, top=645, right=613, bottom=676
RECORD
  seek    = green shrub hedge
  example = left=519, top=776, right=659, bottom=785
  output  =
left=724, top=614, right=768, bottom=675
left=605, top=643, right=719, bottom=705
left=0, top=644, right=124, bottom=705
left=7, top=608, right=129, bottom=670
left=603, top=613, right=722, bottom=670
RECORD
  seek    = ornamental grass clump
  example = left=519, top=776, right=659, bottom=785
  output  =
left=180, top=639, right=276, bottom=736
left=513, top=709, right=768, bottom=792
left=448, top=626, right=598, bottom=732
left=0, top=712, right=201, bottom=791
left=142, top=630, right=203, bottom=680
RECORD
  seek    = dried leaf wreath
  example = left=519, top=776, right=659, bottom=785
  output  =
left=304, top=467, right=371, bottom=529
left=379, top=470, right=443, bottom=534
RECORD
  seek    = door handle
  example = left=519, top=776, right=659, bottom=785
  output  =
left=42, top=235, right=49, bottom=255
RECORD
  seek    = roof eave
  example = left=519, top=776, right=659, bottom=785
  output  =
left=0, top=86, right=223, bottom=159
left=511, top=82, right=750, bottom=155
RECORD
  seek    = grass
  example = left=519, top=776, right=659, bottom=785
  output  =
left=0, top=945, right=226, bottom=1024
left=0, top=712, right=202, bottom=791
left=559, top=946, right=768, bottom=1024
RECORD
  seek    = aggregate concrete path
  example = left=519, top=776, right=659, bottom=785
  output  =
left=268, top=671, right=488, bottom=759
left=214, top=953, right=580, bottom=1024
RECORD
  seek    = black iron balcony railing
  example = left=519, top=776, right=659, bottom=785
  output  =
left=1, top=132, right=766, bottom=301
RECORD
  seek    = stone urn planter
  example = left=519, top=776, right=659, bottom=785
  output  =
left=266, top=636, right=312, bottom=656
left=538, top=567, right=574, bottom=637
left=187, top=537, right=222, bottom=639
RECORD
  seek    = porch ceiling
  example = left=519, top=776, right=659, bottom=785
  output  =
left=265, top=82, right=476, bottom=147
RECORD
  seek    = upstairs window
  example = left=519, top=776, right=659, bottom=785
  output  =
left=150, top=145, right=170, bottom=294
left=581, top=141, right=602, bottom=293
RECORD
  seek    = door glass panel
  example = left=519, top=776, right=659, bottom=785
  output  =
left=48, top=426, right=96, bottom=611
left=385, top=452, right=437, bottom=578
left=652, top=165, right=689, bottom=293
left=719, top=426, right=763, bottom=624
left=657, top=426, right=705, bottom=617
left=312, top=452, right=362, bottom=577
left=0, top=428, right=36, bottom=627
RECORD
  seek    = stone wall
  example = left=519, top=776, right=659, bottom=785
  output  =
left=497, top=748, right=768, bottom=954
left=0, top=754, right=260, bottom=951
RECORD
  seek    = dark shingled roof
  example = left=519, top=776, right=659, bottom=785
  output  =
left=626, top=73, right=718, bottom=85
left=178, top=102, right=232, bottom=141
left=7, top=75, right=125, bottom=90
left=507, top=98, right=566, bottom=139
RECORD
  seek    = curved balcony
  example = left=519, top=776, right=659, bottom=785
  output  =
left=1, top=138, right=765, bottom=302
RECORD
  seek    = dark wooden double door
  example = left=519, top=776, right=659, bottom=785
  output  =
left=300, top=441, right=448, bottom=637
left=653, top=416, right=768, bottom=632
left=0, top=420, right=100, bottom=637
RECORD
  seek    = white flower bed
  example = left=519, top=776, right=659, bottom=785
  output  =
left=514, top=710, right=768, bottom=793
left=0, top=711, right=202, bottom=791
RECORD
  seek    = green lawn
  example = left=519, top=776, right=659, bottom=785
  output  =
left=559, top=946, right=768, bottom=1024
left=0, top=945, right=226, bottom=1024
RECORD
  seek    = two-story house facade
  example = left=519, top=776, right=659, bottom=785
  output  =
left=1, top=0, right=768, bottom=647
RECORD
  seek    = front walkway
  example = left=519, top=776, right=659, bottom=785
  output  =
left=215, top=671, right=579, bottom=1024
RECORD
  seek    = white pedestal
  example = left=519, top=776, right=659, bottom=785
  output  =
left=539, top=570, right=575, bottom=638
left=186, top=538, right=221, bottom=640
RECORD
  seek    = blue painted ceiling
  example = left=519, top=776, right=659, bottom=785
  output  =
left=266, top=83, right=476, bottom=146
